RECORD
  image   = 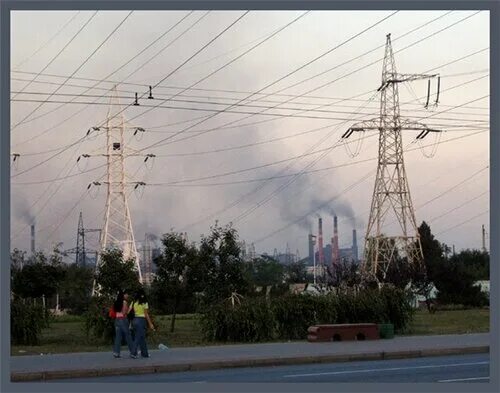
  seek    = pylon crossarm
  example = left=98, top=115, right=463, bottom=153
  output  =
left=342, top=118, right=380, bottom=138
left=389, top=73, right=438, bottom=84
left=399, top=118, right=442, bottom=140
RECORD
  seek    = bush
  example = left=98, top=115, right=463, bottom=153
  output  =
left=200, top=287, right=415, bottom=342
left=83, top=296, right=115, bottom=344
left=379, top=285, right=415, bottom=332
left=11, top=299, right=48, bottom=345
left=272, top=294, right=335, bottom=340
left=199, top=297, right=275, bottom=342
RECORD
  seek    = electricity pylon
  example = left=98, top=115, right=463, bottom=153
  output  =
left=64, top=212, right=101, bottom=267
left=86, top=87, right=154, bottom=295
left=343, top=34, right=442, bottom=281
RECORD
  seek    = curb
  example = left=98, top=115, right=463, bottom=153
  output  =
left=11, top=345, right=489, bottom=382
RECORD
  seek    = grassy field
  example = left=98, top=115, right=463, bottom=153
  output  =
left=404, top=308, right=490, bottom=336
left=11, top=308, right=490, bottom=356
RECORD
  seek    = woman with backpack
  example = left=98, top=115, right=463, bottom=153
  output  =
left=129, top=288, right=155, bottom=358
left=111, top=289, right=135, bottom=358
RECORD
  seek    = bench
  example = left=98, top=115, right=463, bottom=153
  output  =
left=307, top=323, right=379, bottom=342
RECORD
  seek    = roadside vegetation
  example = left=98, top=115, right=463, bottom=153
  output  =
left=10, top=221, right=490, bottom=354
left=11, top=308, right=489, bottom=356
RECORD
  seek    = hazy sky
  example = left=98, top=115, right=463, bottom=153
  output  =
left=10, top=10, right=489, bottom=260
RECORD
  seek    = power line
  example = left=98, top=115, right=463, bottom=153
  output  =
left=429, top=190, right=489, bottom=223
left=11, top=11, right=197, bottom=129
left=11, top=15, right=489, bottom=180
left=144, top=129, right=486, bottom=187
left=436, top=209, right=489, bottom=236
left=138, top=11, right=482, bottom=155
left=11, top=10, right=203, bottom=151
left=12, top=89, right=490, bottom=124
left=11, top=11, right=98, bottom=101
left=251, top=10, right=455, bottom=100
left=13, top=11, right=82, bottom=70
left=95, top=11, right=251, bottom=132
left=130, top=11, right=399, bottom=154
left=11, top=11, right=134, bottom=130
left=10, top=72, right=491, bottom=118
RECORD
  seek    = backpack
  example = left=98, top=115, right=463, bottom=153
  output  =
left=127, top=302, right=135, bottom=321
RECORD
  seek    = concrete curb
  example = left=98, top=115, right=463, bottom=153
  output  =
left=11, top=345, right=489, bottom=382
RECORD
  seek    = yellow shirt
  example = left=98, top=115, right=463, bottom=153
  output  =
left=133, top=302, right=148, bottom=318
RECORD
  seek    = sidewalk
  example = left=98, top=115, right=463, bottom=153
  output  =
left=11, top=333, right=489, bottom=381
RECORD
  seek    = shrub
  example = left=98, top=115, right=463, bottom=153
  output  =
left=83, top=296, right=115, bottom=344
left=379, top=285, right=415, bottom=332
left=200, top=287, right=415, bottom=343
left=199, top=297, right=275, bottom=342
left=272, top=294, right=336, bottom=340
left=11, top=299, right=47, bottom=345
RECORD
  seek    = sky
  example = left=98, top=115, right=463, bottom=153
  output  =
left=9, top=10, right=490, bottom=261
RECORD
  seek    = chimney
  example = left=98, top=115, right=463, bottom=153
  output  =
left=308, top=233, right=315, bottom=266
left=352, top=229, right=358, bottom=262
left=30, top=223, right=35, bottom=256
left=332, top=216, right=339, bottom=266
left=318, top=217, right=324, bottom=266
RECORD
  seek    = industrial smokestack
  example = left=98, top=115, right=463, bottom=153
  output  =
left=30, top=223, right=35, bottom=256
left=332, top=216, right=339, bottom=266
left=352, top=229, right=358, bottom=262
left=308, top=233, right=315, bottom=266
left=318, top=217, right=324, bottom=266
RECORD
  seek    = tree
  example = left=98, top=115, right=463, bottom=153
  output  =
left=451, top=249, right=489, bottom=281
left=284, top=260, right=307, bottom=284
left=58, top=264, right=94, bottom=314
left=417, top=222, right=488, bottom=307
left=245, top=257, right=284, bottom=288
left=198, top=222, right=250, bottom=305
left=94, top=248, right=141, bottom=299
left=11, top=250, right=66, bottom=301
left=432, top=257, right=488, bottom=307
left=327, top=260, right=361, bottom=289
left=153, top=231, right=199, bottom=332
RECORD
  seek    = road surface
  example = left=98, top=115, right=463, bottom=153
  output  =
left=53, top=353, right=489, bottom=383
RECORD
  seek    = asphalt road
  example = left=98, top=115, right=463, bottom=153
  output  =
left=54, top=353, right=489, bottom=383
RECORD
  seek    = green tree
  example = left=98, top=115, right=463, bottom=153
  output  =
left=433, top=257, right=488, bottom=307
left=94, top=248, right=141, bottom=298
left=11, top=250, right=66, bottom=301
left=245, top=257, right=284, bottom=288
left=153, top=231, right=199, bottom=332
left=198, top=222, right=250, bottom=304
left=284, top=260, right=307, bottom=284
left=58, top=264, right=94, bottom=314
left=451, top=249, right=489, bottom=281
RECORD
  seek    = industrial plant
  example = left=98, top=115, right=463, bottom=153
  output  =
left=308, top=215, right=359, bottom=272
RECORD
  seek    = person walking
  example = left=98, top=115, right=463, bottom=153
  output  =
left=130, top=288, right=155, bottom=358
left=112, top=289, right=134, bottom=358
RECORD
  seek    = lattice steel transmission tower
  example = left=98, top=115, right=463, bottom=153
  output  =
left=86, top=87, right=154, bottom=295
left=64, top=212, right=101, bottom=267
left=343, top=34, right=441, bottom=281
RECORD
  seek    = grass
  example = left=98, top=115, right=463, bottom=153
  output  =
left=404, top=308, right=490, bottom=336
left=11, top=308, right=490, bottom=356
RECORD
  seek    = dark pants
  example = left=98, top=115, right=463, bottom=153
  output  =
left=113, top=318, right=133, bottom=355
left=132, top=317, right=149, bottom=357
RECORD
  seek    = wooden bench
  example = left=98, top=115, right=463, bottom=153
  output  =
left=307, top=323, right=379, bottom=342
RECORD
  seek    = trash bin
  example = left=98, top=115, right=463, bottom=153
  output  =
left=378, top=323, right=394, bottom=339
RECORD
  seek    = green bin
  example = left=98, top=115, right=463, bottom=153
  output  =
left=378, top=323, right=394, bottom=339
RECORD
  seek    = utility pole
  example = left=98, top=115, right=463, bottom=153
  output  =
left=343, top=34, right=442, bottom=282
left=85, top=87, right=154, bottom=296
left=482, top=224, right=487, bottom=252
